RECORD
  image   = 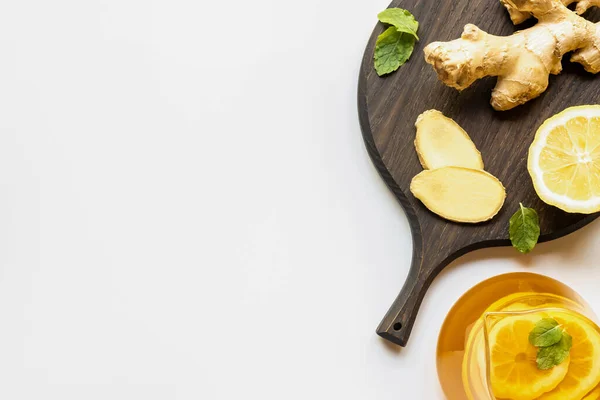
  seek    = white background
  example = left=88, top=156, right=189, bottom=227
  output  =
left=1, top=0, right=600, bottom=399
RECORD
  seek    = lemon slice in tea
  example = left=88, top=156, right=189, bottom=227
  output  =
left=538, top=311, right=600, bottom=400
left=583, top=384, right=600, bottom=400
left=488, top=313, right=569, bottom=400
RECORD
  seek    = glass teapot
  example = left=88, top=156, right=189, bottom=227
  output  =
left=462, top=292, right=600, bottom=400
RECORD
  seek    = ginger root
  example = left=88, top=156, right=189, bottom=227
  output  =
left=501, top=0, right=600, bottom=24
left=424, top=0, right=600, bottom=111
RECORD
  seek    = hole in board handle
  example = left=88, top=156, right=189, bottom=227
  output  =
left=393, top=322, right=402, bottom=331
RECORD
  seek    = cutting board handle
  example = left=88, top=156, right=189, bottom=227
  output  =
left=376, top=228, right=472, bottom=347
left=376, top=247, right=432, bottom=347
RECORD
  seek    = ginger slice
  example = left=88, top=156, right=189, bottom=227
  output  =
left=410, top=167, right=506, bottom=223
left=415, top=110, right=484, bottom=170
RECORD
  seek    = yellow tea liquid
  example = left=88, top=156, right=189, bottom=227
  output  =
left=437, top=272, right=591, bottom=400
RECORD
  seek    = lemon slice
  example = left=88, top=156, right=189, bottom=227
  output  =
left=538, top=311, right=600, bottom=400
left=583, top=384, right=600, bottom=400
left=488, top=313, right=569, bottom=400
left=528, top=105, right=600, bottom=213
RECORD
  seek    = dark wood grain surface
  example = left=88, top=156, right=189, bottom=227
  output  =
left=359, top=0, right=600, bottom=347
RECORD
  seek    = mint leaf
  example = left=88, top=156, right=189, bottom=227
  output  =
left=537, top=331, right=572, bottom=370
left=373, top=8, right=419, bottom=76
left=377, top=8, right=419, bottom=40
left=509, top=203, right=540, bottom=254
left=374, top=27, right=416, bottom=76
left=529, top=318, right=563, bottom=347
left=529, top=318, right=573, bottom=371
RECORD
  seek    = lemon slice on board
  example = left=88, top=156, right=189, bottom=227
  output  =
left=528, top=105, right=600, bottom=213
left=488, top=313, right=569, bottom=400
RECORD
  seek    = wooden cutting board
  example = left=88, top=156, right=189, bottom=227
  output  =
left=358, top=0, right=600, bottom=347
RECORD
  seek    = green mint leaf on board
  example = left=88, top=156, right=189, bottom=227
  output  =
left=377, top=8, right=419, bottom=40
left=374, top=27, right=416, bottom=76
left=374, top=8, right=419, bottom=76
left=529, top=318, right=563, bottom=347
left=536, top=331, right=572, bottom=370
left=509, top=203, right=541, bottom=254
